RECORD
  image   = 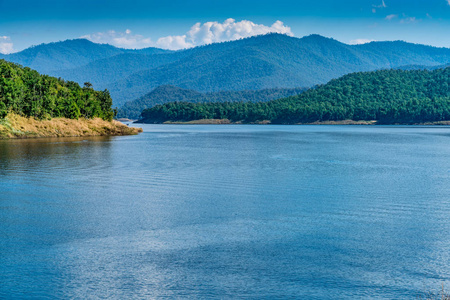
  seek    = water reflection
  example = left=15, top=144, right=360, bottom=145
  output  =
left=0, top=136, right=113, bottom=172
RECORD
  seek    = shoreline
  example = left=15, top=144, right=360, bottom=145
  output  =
left=138, top=119, right=450, bottom=125
left=0, top=114, right=143, bottom=139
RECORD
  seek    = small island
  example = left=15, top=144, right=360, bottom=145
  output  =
left=0, top=59, right=142, bottom=139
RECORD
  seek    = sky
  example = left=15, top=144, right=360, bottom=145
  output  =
left=1, top=0, right=450, bottom=54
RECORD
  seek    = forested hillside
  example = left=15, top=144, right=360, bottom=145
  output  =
left=4, top=34, right=450, bottom=106
left=139, top=67, right=450, bottom=124
left=117, top=85, right=307, bottom=119
left=0, top=59, right=115, bottom=120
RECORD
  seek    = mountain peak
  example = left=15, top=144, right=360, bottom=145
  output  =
left=304, top=34, right=328, bottom=39
left=248, top=33, right=297, bottom=42
left=300, top=34, right=340, bottom=43
left=3, top=38, right=129, bottom=73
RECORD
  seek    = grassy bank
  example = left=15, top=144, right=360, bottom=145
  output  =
left=158, top=118, right=450, bottom=125
left=0, top=114, right=142, bottom=139
left=159, top=119, right=450, bottom=125
left=161, top=119, right=373, bottom=125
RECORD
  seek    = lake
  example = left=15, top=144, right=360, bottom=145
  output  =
left=1, top=125, right=450, bottom=299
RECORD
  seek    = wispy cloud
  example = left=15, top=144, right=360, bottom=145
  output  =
left=372, top=0, right=387, bottom=13
left=385, top=14, right=398, bottom=20
left=400, top=17, right=419, bottom=24
left=373, top=0, right=387, bottom=8
left=0, top=36, right=14, bottom=54
left=447, top=0, right=450, bottom=6
left=349, top=39, right=376, bottom=45
left=82, top=19, right=294, bottom=50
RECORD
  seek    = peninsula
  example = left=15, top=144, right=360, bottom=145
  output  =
left=0, top=59, right=141, bottom=139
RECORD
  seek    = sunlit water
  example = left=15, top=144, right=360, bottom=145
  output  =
left=1, top=125, right=450, bottom=299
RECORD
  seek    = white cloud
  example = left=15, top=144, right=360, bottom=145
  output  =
left=0, top=36, right=14, bottom=54
left=81, top=29, right=153, bottom=49
left=156, top=35, right=194, bottom=50
left=82, top=19, right=294, bottom=50
left=447, top=0, right=450, bottom=6
left=158, top=19, right=293, bottom=50
left=349, top=39, right=376, bottom=45
left=385, top=14, right=398, bottom=20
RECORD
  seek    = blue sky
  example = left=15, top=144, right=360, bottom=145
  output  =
left=1, top=0, right=450, bottom=53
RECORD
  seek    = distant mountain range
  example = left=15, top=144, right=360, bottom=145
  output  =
left=3, top=33, right=450, bottom=107
left=0, top=39, right=168, bottom=74
left=117, top=85, right=307, bottom=119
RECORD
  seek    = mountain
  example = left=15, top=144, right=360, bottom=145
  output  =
left=4, top=34, right=450, bottom=107
left=53, top=52, right=186, bottom=87
left=106, top=34, right=450, bottom=105
left=117, top=85, right=307, bottom=119
left=138, top=67, right=450, bottom=124
left=0, top=39, right=169, bottom=74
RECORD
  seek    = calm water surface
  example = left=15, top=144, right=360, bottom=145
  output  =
left=1, top=125, right=450, bottom=299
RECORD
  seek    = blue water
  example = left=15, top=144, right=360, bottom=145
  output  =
left=1, top=125, right=450, bottom=299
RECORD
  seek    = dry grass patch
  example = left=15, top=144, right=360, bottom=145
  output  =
left=0, top=114, right=142, bottom=139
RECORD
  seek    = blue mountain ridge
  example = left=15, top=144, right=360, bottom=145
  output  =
left=3, top=33, right=450, bottom=107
